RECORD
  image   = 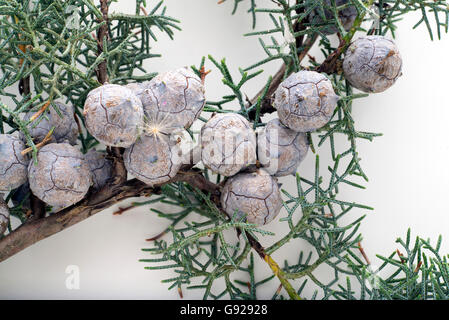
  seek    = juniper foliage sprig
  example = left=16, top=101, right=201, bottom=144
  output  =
left=242, top=0, right=448, bottom=72
left=342, top=229, right=449, bottom=300
left=219, top=0, right=258, bottom=28
left=0, top=0, right=179, bottom=154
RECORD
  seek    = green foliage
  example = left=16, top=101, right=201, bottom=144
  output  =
left=375, top=0, right=449, bottom=39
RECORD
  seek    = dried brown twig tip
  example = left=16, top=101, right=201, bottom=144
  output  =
left=316, top=38, right=346, bottom=74
left=414, top=261, right=423, bottom=273
left=217, top=0, right=225, bottom=4
left=21, top=129, right=54, bottom=156
left=396, top=249, right=406, bottom=264
left=30, top=100, right=51, bottom=122
left=358, top=242, right=371, bottom=265
left=112, top=205, right=135, bottom=215
left=178, top=286, right=184, bottom=299
left=25, top=209, right=32, bottom=218
left=146, top=231, right=167, bottom=242
left=73, top=112, right=82, bottom=134
left=307, top=54, right=316, bottom=63
left=199, top=66, right=211, bottom=84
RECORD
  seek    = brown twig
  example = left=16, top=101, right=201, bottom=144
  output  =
left=24, top=209, right=33, bottom=218
left=145, top=231, right=167, bottom=242
left=21, top=129, right=54, bottom=156
left=29, top=100, right=51, bottom=122
left=113, top=205, right=136, bottom=215
left=396, top=249, right=406, bottom=264
left=237, top=227, right=302, bottom=299
left=358, top=241, right=371, bottom=265
left=316, top=34, right=346, bottom=74
left=246, top=282, right=251, bottom=292
left=199, top=66, right=211, bottom=84
left=112, top=207, right=130, bottom=215
left=109, top=146, right=127, bottom=185
left=96, top=0, right=109, bottom=85
left=414, top=261, right=423, bottom=273
left=0, top=169, right=209, bottom=262
left=29, top=196, right=46, bottom=221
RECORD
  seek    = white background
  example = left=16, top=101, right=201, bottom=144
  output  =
left=0, top=0, right=449, bottom=299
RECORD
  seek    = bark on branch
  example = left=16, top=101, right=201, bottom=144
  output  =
left=0, top=168, right=213, bottom=262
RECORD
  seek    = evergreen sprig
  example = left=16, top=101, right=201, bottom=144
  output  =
left=341, top=229, right=449, bottom=300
